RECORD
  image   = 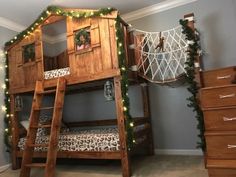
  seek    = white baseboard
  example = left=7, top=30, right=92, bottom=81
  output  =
left=155, top=149, right=203, bottom=156
left=0, top=164, right=11, bottom=173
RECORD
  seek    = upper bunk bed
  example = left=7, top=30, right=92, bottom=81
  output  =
left=5, top=6, right=140, bottom=95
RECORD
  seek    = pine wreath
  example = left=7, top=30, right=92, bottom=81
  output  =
left=75, top=29, right=90, bottom=46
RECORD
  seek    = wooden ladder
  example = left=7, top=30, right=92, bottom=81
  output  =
left=19, top=77, right=66, bottom=177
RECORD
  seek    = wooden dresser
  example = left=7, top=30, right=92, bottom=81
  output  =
left=200, top=66, right=236, bottom=177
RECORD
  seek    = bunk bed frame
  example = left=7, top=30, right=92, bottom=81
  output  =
left=6, top=7, right=154, bottom=177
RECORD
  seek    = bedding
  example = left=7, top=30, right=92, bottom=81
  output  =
left=18, top=128, right=120, bottom=152
left=44, top=67, right=70, bottom=80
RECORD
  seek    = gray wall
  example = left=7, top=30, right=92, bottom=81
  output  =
left=129, top=0, right=236, bottom=149
left=1, top=0, right=236, bottom=167
left=0, top=27, right=17, bottom=166
left=43, top=41, right=67, bottom=57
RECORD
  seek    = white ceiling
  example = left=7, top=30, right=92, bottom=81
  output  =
left=0, top=0, right=164, bottom=27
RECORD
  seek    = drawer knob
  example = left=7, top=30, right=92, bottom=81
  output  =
left=219, top=93, right=235, bottom=99
left=217, top=75, right=231, bottom=80
left=223, top=117, right=236, bottom=121
left=228, top=144, right=236, bottom=149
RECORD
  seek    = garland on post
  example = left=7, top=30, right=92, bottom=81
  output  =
left=0, top=51, right=12, bottom=151
left=116, top=16, right=135, bottom=150
left=179, top=19, right=205, bottom=151
left=4, top=6, right=135, bottom=149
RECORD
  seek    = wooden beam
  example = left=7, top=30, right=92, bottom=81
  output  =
left=10, top=94, right=21, bottom=169
left=140, top=83, right=154, bottom=155
left=114, top=76, right=131, bottom=177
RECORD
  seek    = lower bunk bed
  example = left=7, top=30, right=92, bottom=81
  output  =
left=16, top=117, right=153, bottom=160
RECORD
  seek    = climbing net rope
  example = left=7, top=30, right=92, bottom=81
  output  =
left=132, top=26, right=188, bottom=84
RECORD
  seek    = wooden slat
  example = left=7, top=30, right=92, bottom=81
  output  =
left=28, top=143, right=49, bottom=148
left=17, top=150, right=121, bottom=160
left=30, top=124, right=51, bottom=128
left=34, top=106, right=54, bottom=111
left=37, top=89, right=56, bottom=95
left=25, top=163, right=46, bottom=168
left=99, top=18, right=112, bottom=70
left=65, top=119, right=117, bottom=127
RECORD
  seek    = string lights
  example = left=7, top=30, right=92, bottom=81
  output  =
left=0, top=50, right=11, bottom=150
left=116, top=16, right=135, bottom=150
left=5, top=6, right=115, bottom=47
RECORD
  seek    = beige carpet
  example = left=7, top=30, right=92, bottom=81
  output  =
left=0, top=155, right=208, bottom=177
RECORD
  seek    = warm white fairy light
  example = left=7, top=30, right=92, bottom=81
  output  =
left=2, top=84, right=6, bottom=89
left=129, top=122, right=134, bottom=127
left=123, top=106, right=127, bottom=111
left=1, top=106, right=7, bottom=112
left=121, top=67, right=126, bottom=71
left=119, top=43, right=122, bottom=47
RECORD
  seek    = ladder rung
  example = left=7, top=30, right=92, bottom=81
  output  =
left=37, top=89, right=56, bottom=95
left=34, top=106, right=54, bottom=111
left=30, top=124, right=51, bottom=128
left=28, top=143, right=49, bottom=148
left=25, top=163, right=46, bottom=168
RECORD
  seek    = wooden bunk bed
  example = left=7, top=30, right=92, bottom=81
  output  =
left=5, top=6, right=154, bottom=177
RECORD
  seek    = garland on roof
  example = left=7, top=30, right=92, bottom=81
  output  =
left=116, top=16, right=135, bottom=150
left=179, top=19, right=205, bottom=151
left=5, top=6, right=116, bottom=47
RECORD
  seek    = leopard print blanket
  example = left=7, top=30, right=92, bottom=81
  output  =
left=18, top=128, right=120, bottom=152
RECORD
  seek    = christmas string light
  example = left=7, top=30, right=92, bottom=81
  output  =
left=0, top=50, right=11, bottom=149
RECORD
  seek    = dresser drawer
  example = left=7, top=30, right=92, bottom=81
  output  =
left=207, top=159, right=236, bottom=177
left=208, top=169, right=236, bottom=177
left=201, top=85, right=236, bottom=108
left=205, top=132, right=236, bottom=159
left=202, top=66, right=236, bottom=87
left=204, top=107, right=236, bottom=131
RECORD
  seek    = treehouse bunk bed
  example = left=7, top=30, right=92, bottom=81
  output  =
left=4, top=6, right=154, bottom=177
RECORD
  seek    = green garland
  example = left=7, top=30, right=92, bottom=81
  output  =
left=2, top=52, right=12, bottom=151
left=5, top=6, right=115, bottom=47
left=179, top=19, right=205, bottom=151
left=116, top=16, right=134, bottom=150
left=4, top=6, right=134, bottom=149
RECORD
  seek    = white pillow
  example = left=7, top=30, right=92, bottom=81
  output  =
left=20, top=120, right=29, bottom=131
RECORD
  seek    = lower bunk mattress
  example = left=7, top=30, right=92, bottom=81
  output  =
left=18, top=128, right=120, bottom=152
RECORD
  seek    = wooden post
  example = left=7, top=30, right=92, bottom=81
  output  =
left=140, top=83, right=154, bottom=155
left=114, top=76, right=131, bottom=177
left=10, top=94, right=20, bottom=169
left=184, top=13, right=203, bottom=87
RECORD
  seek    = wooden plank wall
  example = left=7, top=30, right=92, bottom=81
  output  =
left=67, top=16, right=118, bottom=78
left=8, top=28, right=43, bottom=92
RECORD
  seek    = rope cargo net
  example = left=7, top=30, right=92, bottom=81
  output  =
left=132, top=26, right=188, bottom=84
